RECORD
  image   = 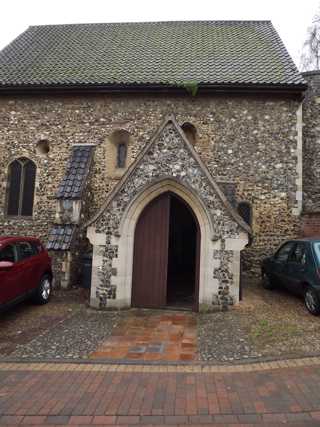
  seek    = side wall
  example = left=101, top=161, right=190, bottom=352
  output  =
left=302, top=72, right=320, bottom=237
left=0, top=93, right=302, bottom=273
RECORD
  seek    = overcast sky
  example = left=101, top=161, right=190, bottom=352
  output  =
left=0, top=0, right=319, bottom=69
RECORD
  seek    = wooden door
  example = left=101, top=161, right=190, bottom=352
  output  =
left=132, top=193, right=170, bottom=308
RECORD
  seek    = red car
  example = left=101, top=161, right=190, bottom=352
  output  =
left=0, top=236, right=52, bottom=310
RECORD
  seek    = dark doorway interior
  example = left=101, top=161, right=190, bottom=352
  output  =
left=166, top=195, right=197, bottom=308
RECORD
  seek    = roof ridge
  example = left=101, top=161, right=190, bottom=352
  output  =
left=28, top=20, right=272, bottom=29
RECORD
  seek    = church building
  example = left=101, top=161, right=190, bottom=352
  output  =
left=0, top=21, right=307, bottom=310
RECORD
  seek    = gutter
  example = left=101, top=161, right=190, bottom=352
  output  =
left=0, top=82, right=307, bottom=97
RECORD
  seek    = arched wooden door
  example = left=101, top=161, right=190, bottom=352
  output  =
left=131, top=192, right=200, bottom=310
left=132, top=193, right=170, bottom=308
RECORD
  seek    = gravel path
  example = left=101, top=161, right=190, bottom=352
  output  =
left=9, top=308, right=121, bottom=359
left=198, top=311, right=262, bottom=362
left=3, top=277, right=320, bottom=362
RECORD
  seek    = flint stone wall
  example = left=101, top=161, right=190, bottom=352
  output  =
left=302, top=72, right=320, bottom=214
left=0, top=94, right=302, bottom=277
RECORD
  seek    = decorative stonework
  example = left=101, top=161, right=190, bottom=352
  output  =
left=87, top=117, right=249, bottom=310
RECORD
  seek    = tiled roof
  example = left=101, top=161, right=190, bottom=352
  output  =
left=47, top=224, right=76, bottom=251
left=56, top=145, right=95, bottom=200
left=0, top=21, right=304, bottom=88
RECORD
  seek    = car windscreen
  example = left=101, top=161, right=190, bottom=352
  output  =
left=313, top=242, right=320, bottom=265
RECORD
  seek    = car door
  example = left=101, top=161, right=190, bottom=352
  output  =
left=271, top=241, right=296, bottom=286
left=0, top=243, right=22, bottom=304
left=15, top=241, right=38, bottom=294
left=28, top=241, right=45, bottom=290
left=286, top=243, right=309, bottom=296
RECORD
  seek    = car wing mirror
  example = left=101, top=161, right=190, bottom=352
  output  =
left=0, top=261, right=14, bottom=270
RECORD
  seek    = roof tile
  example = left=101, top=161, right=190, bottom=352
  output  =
left=0, top=21, right=304, bottom=88
left=47, top=224, right=76, bottom=251
left=56, top=144, right=94, bottom=200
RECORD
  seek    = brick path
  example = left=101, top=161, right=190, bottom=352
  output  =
left=1, top=359, right=320, bottom=425
left=90, top=312, right=197, bottom=361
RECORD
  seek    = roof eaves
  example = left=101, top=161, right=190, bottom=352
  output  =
left=0, top=82, right=308, bottom=95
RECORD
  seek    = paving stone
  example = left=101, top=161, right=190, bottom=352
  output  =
left=164, top=416, right=189, bottom=424
left=90, top=311, right=197, bottom=361
left=45, top=415, right=71, bottom=424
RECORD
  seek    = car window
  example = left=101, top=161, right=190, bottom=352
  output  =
left=275, top=242, right=295, bottom=262
left=30, top=242, right=40, bottom=255
left=0, top=244, right=17, bottom=263
left=313, top=242, right=320, bottom=265
left=17, top=241, right=36, bottom=261
left=289, top=243, right=307, bottom=265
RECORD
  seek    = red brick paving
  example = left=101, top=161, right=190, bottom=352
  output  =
left=90, top=312, right=197, bottom=362
left=1, top=363, right=320, bottom=425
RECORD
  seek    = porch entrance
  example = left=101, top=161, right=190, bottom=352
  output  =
left=131, top=192, right=200, bottom=311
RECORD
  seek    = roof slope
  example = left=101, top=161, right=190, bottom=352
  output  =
left=0, top=21, right=304, bottom=89
left=56, top=145, right=95, bottom=200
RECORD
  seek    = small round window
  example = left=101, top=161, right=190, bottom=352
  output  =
left=36, top=139, right=50, bottom=155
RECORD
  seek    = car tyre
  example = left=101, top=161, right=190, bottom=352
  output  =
left=304, top=287, right=320, bottom=316
left=261, top=271, right=276, bottom=290
left=34, top=275, right=52, bottom=305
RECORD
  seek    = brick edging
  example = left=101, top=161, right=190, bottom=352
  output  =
left=1, top=355, right=320, bottom=373
left=1, top=411, right=320, bottom=425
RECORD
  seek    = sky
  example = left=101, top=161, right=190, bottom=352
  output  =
left=0, top=0, right=319, bottom=69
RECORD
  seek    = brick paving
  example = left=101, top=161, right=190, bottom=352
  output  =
left=1, top=359, right=320, bottom=425
left=90, top=312, right=197, bottom=362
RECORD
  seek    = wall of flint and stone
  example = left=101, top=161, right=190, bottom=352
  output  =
left=0, top=93, right=302, bottom=277
left=301, top=72, right=320, bottom=237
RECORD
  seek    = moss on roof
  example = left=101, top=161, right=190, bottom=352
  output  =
left=0, top=21, right=304, bottom=88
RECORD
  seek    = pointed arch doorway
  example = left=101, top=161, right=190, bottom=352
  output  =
left=131, top=192, right=200, bottom=311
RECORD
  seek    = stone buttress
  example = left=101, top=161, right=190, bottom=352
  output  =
left=47, top=144, right=95, bottom=288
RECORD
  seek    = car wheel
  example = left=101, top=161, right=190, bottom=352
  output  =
left=304, top=287, right=320, bottom=315
left=262, top=271, right=275, bottom=290
left=34, top=275, right=52, bottom=305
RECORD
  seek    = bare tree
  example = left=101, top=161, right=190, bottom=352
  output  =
left=301, top=9, right=320, bottom=71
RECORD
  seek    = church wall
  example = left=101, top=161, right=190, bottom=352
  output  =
left=301, top=72, right=320, bottom=238
left=0, top=93, right=302, bottom=279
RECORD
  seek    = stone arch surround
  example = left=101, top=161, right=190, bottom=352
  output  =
left=113, top=179, right=212, bottom=309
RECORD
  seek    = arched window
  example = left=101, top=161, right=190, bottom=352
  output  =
left=109, top=129, right=130, bottom=169
left=117, top=142, right=127, bottom=168
left=7, top=158, right=36, bottom=217
left=237, top=201, right=252, bottom=226
left=181, top=122, right=197, bottom=145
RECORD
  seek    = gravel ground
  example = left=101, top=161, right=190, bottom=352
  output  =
left=198, top=311, right=262, bottom=362
left=3, top=277, right=320, bottom=362
left=8, top=307, right=121, bottom=359
left=0, top=289, right=121, bottom=360
left=198, top=274, right=320, bottom=362
left=0, top=289, right=86, bottom=357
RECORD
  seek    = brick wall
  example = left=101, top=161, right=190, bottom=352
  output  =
left=301, top=213, right=320, bottom=237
